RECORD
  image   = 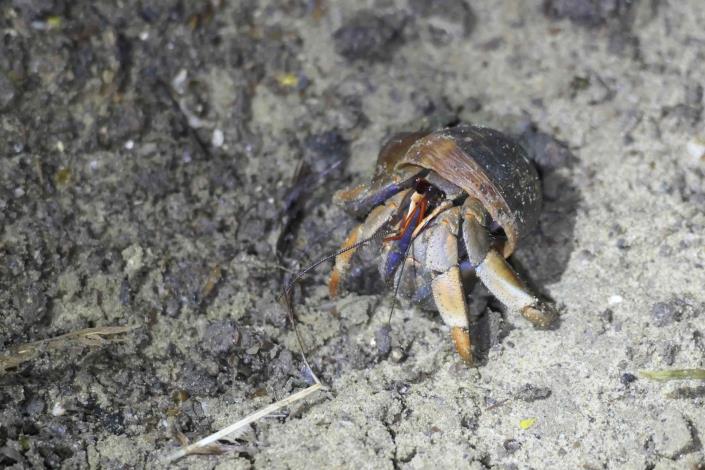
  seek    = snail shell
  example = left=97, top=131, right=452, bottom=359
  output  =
left=379, top=124, right=542, bottom=257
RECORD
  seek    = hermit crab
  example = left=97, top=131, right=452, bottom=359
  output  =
left=329, top=124, right=556, bottom=364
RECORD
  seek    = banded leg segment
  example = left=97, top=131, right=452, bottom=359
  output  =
left=425, top=207, right=474, bottom=363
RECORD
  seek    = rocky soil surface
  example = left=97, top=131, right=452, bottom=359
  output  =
left=1, top=1, right=704, bottom=468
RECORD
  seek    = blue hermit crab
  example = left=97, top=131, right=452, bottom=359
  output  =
left=329, top=124, right=556, bottom=364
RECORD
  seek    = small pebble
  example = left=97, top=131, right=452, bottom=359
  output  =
left=211, top=128, right=224, bottom=148
left=503, top=439, right=522, bottom=454
left=620, top=373, right=637, bottom=386
left=657, top=341, right=678, bottom=366
left=516, top=383, right=552, bottom=402
left=333, top=10, right=405, bottom=62
left=686, top=137, right=705, bottom=163
left=171, top=69, right=188, bottom=95
left=600, top=309, right=613, bottom=323
left=202, top=320, right=239, bottom=355
left=543, top=0, right=633, bottom=27
left=25, top=397, right=45, bottom=416
left=121, top=244, right=144, bottom=277
left=390, top=347, right=406, bottom=363
left=651, top=301, right=680, bottom=327
left=301, top=365, right=317, bottom=385
left=51, top=402, right=66, bottom=416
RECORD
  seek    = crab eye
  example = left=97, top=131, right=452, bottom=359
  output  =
left=414, top=178, right=431, bottom=194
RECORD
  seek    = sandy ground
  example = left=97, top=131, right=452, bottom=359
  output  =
left=1, top=0, right=704, bottom=468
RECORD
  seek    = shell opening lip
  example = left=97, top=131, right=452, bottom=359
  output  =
left=396, top=135, right=520, bottom=257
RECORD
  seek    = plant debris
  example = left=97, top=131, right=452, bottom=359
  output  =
left=0, top=325, right=138, bottom=374
left=639, top=369, right=705, bottom=381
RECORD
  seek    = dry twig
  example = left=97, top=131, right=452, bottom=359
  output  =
left=162, top=380, right=323, bottom=463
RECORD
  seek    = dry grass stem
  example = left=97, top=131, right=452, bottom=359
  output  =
left=162, top=381, right=323, bottom=463
left=639, top=369, right=705, bottom=381
left=0, top=325, right=138, bottom=374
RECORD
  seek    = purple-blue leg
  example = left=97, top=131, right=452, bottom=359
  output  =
left=333, top=168, right=423, bottom=217
left=382, top=207, right=423, bottom=284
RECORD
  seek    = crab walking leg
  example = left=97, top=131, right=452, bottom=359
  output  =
left=475, top=251, right=555, bottom=327
left=461, top=198, right=555, bottom=328
left=332, top=166, right=421, bottom=217
left=382, top=198, right=424, bottom=284
left=424, top=207, right=473, bottom=363
left=329, top=190, right=410, bottom=298
left=432, top=269, right=473, bottom=363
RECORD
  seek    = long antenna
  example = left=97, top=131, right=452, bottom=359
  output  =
left=163, top=220, right=394, bottom=463
left=387, top=250, right=406, bottom=326
left=386, top=231, right=421, bottom=326
left=282, top=229, right=390, bottom=379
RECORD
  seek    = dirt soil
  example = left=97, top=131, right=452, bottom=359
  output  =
left=1, top=1, right=704, bottom=469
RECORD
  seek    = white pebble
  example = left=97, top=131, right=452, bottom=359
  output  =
left=122, top=244, right=144, bottom=277
left=686, top=137, right=705, bottom=163
left=608, top=295, right=623, bottom=305
left=52, top=402, right=66, bottom=416
left=171, top=69, right=188, bottom=95
left=211, top=128, right=224, bottom=148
